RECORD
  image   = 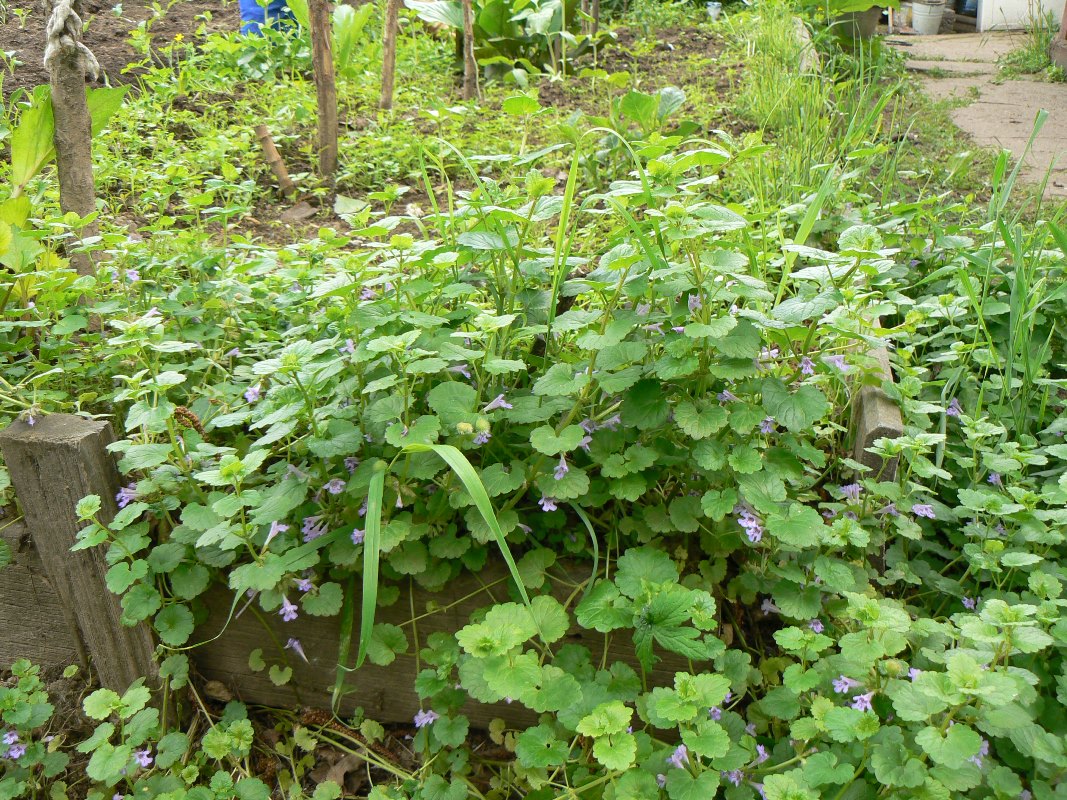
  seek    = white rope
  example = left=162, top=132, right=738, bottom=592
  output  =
left=43, top=0, right=101, bottom=80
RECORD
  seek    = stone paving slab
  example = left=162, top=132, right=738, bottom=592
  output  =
left=889, top=32, right=1067, bottom=200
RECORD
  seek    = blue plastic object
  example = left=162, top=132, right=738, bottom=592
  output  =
left=239, top=0, right=295, bottom=34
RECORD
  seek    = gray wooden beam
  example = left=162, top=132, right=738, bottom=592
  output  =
left=0, top=415, right=157, bottom=692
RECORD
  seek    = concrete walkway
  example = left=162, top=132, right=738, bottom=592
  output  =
left=888, top=32, right=1067, bottom=200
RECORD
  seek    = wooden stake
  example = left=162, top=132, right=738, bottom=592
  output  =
left=380, top=0, right=401, bottom=110
left=254, top=124, right=297, bottom=197
left=0, top=416, right=159, bottom=694
left=591, top=0, right=600, bottom=37
left=308, top=0, right=338, bottom=179
left=1050, top=0, right=1067, bottom=70
left=460, top=0, right=478, bottom=100
left=46, top=0, right=98, bottom=276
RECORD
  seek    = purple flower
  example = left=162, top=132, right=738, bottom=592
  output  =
left=877, top=503, right=900, bottom=517
left=736, top=504, right=764, bottom=544
left=656, top=774, right=667, bottom=788
left=745, top=723, right=757, bottom=736
left=723, top=770, right=744, bottom=787
left=325, top=479, right=346, bottom=495
left=226, top=348, right=240, bottom=358
left=351, top=527, right=365, bottom=545
left=114, top=794, right=125, bottom=800
left=538, top=495, right=558, bottom=512
left=912, top=503, right=936, bottom=519
left=825, top=355, right=848, bottom=372
left=760, top=598, right=779, bottom=615
left=473, top=431, right=491, bottom=445
left=483, top=394, right=513, bottom=412
left=809, top=619, right=824, bottom=634
left=358, top=499, right=368, bottom=517
left=667, top=744, right=689, bottom=769
left=962, top=596, right=977, bottom=610
left=908, top=668, right=922, bottom=681
left=115, top=483, right=138, bottom=509
left=285, top=638, right=309, bottom=663
left=26, top=415, right=35, bottom=426
left=969, top=738, right=989, bottom=768
left=580, top=418, right=597, bottom=433
left=600, top=415, right=622, bottom=431
left=799, top=356, right=815, bottom=375
left=833, top=675, right=862, bottom=694
left=135, top=748, right=153, bottom=768
left=344, top=457, right=360, bottom=474
left=578, top=435, right=592, bottom=451
left=1, top=732, right=17, bottom=746
left=851, top=692, right=874, bottom=712
left=302, top=515, right=328, bottom=542
left=709, top=706, right=722, bottom=721
left=841, top=483, right=862, bottom=502
left=360, top=287, right=377, bottom=300
left=688, top=294, right=702, bottom=313
left=265, top=521, right=289, bottom=545
left=988, top=473, right=1002, bottom=486
left=280, top=596, right=299, bottom=622
left=296, top=578, right=313, bottom=593
left=946, top=398, right=962, bottom=417
left=755, top=744, right=768, bottom=764
left=341, top=339, right=356, bottom=355
left=448, top=364, right=472, bottom=379
left=636, top=303, right=651, bottom=316
left=760, top=417, right=776, bottom=434
left=718, top=389, right=738, bottom=404
left=413, top=710, right=439, bottom=728
left=554, top=455, right=569, bottom=481
left=6, top=744, right=26, bottom=760
left=644, top=322, right=664, bottom=335
left=244, top=385, right=261, bottom=403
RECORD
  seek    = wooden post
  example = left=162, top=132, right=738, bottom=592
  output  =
left=307, top=0, right=338, bottom=179
left=45, top=0, right=98, bottom=276
left=591, top=0, right=600, bottom=36
left=460, top=0, right=478, bottom=100
left=1050, top=0, right=1067, bottom=70
left=851, top=348, right=903, bottom=480
left=254, top=124, right=298, bottom=197
left=380, top=0, right=401, bottom=110
left=0, top=415, right=158, bottom=693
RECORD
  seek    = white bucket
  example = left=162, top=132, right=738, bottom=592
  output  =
left=912, top=0, right=945, bottom=34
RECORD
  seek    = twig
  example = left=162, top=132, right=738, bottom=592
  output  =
left=254, top=124, right=297, bottom=197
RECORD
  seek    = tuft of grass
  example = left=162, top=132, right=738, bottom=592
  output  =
left=998, top=10, right=1067, bottom=82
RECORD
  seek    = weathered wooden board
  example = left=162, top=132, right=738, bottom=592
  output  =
left=192, top=565, right=686, bottom=728
left=851, top=346, right=903, bottom=479
left=0, top=521, right=85, bottom=670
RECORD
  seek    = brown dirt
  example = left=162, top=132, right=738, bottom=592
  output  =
left=1, top=0, right=239, bottom=99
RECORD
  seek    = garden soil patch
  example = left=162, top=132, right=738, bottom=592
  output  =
left=1, top=0, right=238, bottom=99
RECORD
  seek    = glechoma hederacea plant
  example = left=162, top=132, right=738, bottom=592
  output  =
left=4, top=4, right=1067, bottom=799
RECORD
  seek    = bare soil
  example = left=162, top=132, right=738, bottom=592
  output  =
left=1, top=0, right=239, bottom=99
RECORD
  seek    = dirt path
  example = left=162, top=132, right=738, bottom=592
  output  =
left=1, top=0, right=238, bottom=99
left=890, top=32, right=1067, bottom=200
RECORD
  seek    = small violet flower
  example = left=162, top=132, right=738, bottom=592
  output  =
left=988, top=472, right=1002, bottom=487
left=912, top=503, right=936, bottom=519
left=718, top=389, right=738, bottom=404
left=908, top=668, right=922, bottom=681
left=285, top=638, right=309, bottom=663
left=946, top=398, right=963, bottom=417
left=833, top=675, right=862, bottom=694
left=825, top=354, right=848, bottom=372
left=799, top=356, right=815, bottom=375
left=736, top=504, right=764, bottom=544
left=413, top=710, right=439, bottom=728
left=760, top=417, right=776, bottom=434
left=244, top=385, right=261, bottom=403
left=761, top=598, right=780, bottom=615
left=687, top=294, right=702, bottom=313
left=301, top=515, right=328, bottom=542
left=448, top=363, right=472, bottom=379
left=351, top=527, right=365, bottom=545
left=324, top=478, right=346, bottom=495
left=116, top=483, right=138, bottom=509
left=538, top=495, right=558, bottom=512
left=473, top=431, right=491, bottom=446
left=279, top=597, right=299, bottom=622
left=969, top=738, right=989, bottom=768
left=134, top=748, right=153, bottom=768
left=667, top=744, right=689, bottom=769
left=344, top=456, right=360, bottom=474
left=851, top=692, right=875, bottom=712
left=483, top=394, right=513, bottom=412
left=2, top=732, right=17, bottom=746
left=755, top=744, right=768, bottom=764
left=340, top=339, right=356, bottom=355
left=709, top=706, right=722, bottom=721
left=265, top=521, right=289, bottom=546
left=962, top=596, right=977, bottom=610
left=723, top=770, right=744, bottom=787
left=841, top=483, right=863, bottom=502
left=554, top=455, right=569, bottom=481
left=656, top=774, right=667, bottom=788
left=809, top=619, right=825, bottom=634
left=7, top=744, right=26, bottom=760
